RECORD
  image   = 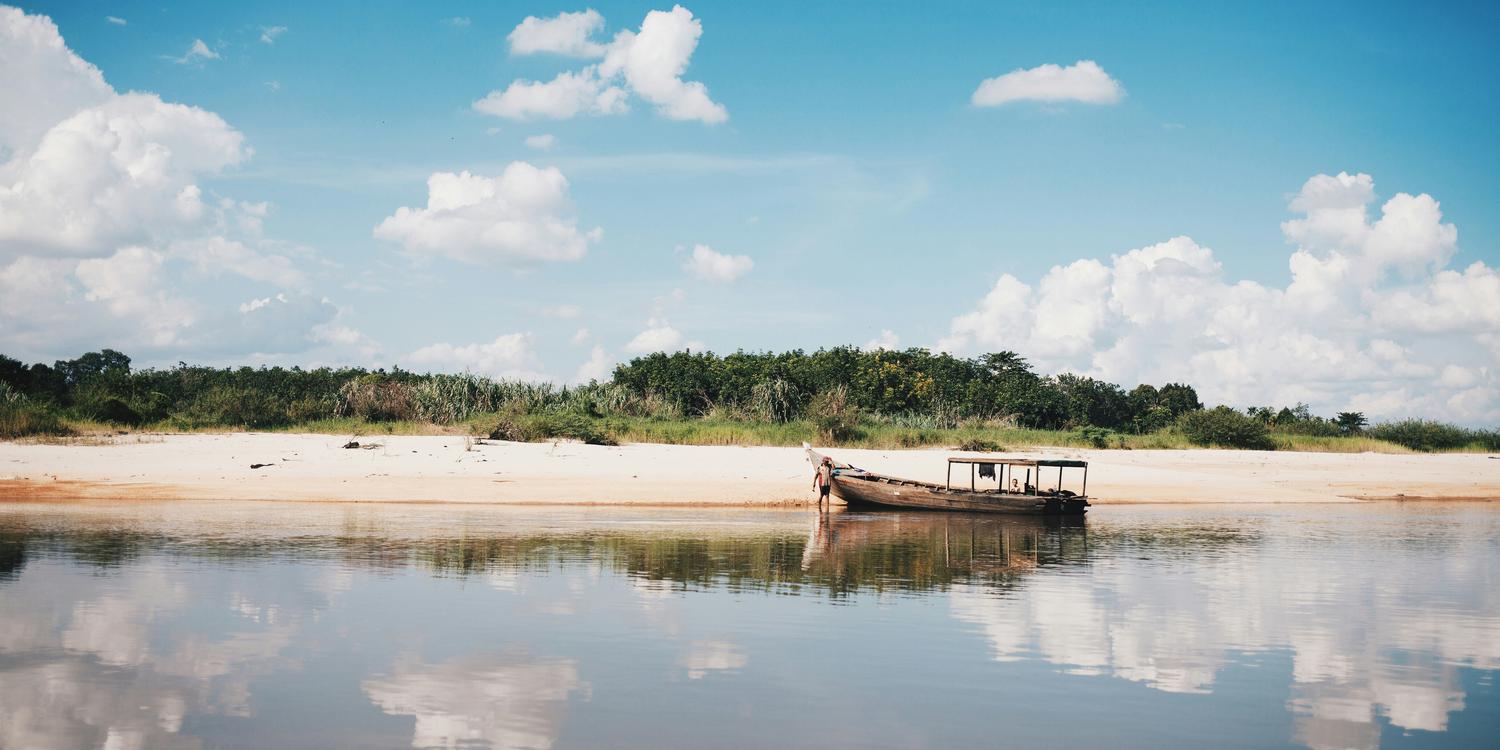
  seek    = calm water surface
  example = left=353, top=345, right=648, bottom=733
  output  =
left=1, top=502, right=1497, bottom=749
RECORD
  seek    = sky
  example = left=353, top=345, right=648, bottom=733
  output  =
left=1, top=1, right=1498, bottom=423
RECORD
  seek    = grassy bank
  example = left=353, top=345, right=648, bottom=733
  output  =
left=5, top=352, right=1496, bottom=454
left=28, top=413, right=1495, bottom=455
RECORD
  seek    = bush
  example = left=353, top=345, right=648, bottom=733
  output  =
left=0, top=385, right=69, bottom=438
left=489, top=409, right=616, bottom=445
left=336, top=377, right=416, bottom=422
left=93, top=398, right=143, bottom=426
left=1367, top=419, right=1478, bottom=452
left=1178, top=407, right=1276, bottom=450
left=808, top=384, right=862, bottom=444
left=958, top=438, right=1003, bottom=452
left=178, top=387, right=287, bottom=429
left=1075, top=427, right=1114, bottom=449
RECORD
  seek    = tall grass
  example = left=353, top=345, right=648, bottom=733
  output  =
left=0, top=383, right=69, bottom=438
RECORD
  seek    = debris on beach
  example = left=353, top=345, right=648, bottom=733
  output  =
left=250, top=463, right=274, bottom=469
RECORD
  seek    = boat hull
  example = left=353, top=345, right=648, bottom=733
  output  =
left=831, top=474, right=1087, bottom=515
left=806, top=444, right=1088, bottom=515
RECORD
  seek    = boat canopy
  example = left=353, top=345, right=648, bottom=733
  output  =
left=947, top=457, right=1087, bottom=469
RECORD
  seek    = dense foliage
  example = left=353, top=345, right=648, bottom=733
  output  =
left=1367, top=419, right=1500, bottom=452
left=609, top=348, right=1201, bottom=430
left=1, top=349, right=1495, bottom=452
left=1177, top=406, right=1277, bottom=450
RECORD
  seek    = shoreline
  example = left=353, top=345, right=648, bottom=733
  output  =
left=1, top=433, right=1497, bottom=506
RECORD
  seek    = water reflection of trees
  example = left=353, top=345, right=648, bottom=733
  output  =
left=1, top=511, right=1103, bottom=597
left=0, top=507, right=1284, bottom=600
left=301, top=512, right=1094, bottom=597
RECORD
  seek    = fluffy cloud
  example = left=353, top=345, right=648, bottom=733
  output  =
left=259, top=26, right=286, bottom=45
left=682, top=244, right=752, bottom=282
left=624, top=318, right=684, bottom=353
left=405, top=333, right=549, bottom=380
left=574, top=345, right=613, bottom=383
left=0, top=93, right=247, bottom=257
left=0, top=6, right=354, bottom=365
left=0, top=6, right=112, bottom=156
left=472, top=69, right=628, bottom=120
left=75, top=247, right=195, bottom=346
left=374, top=163, right=601, bottom=265
left=972, top=60, right=1124, bottom=107
left=507, top=9, right=606, bottom=57
left=0, top=8, right=250, bottom=262
left=938, top=173, right=1498, bottom=423
left=476, top=6, right=726, bottom=124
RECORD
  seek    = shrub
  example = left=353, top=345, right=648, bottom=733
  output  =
left=1076, top=427, right=1114, bottom=449
left=1367, top=419, right=1477, bottom=452
left=0, top=384, right=69, bottom=438
left=749, top=378, right=803, bottom=423
left=178, top=387, right=286, bottom=429
left=286, top=396, right=335, bottom=423
left=336, top=377, right=416, bottom=422
left=94, top=398, right=143, bottom=426
left=1178, top=407, right=1276, bottom=450
left=808, top=384, right=862, bottom=444
left=958, top=438, right=1003, bottom=452
left=489, top=408, right=616, bottom=445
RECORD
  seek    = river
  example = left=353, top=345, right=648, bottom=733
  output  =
left=1, top=501, right=1496, bottom=749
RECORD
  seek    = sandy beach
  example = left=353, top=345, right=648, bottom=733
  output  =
left=1, top=433, right=1496, bottom=505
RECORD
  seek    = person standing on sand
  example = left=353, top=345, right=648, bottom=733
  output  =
left=813, top=457, right=833, bottom=507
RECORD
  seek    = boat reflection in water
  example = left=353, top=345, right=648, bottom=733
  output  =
left=1, top=501, right=1497, bottom=750
left=798, top=508, right=1087, bottom=594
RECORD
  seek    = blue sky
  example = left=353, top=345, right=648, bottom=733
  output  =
left=2, top=1, right=1498, bottom=421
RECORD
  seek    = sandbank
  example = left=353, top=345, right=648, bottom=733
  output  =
left=1, top=433, right=1497, bottom=505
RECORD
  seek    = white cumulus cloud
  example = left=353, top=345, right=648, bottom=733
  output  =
left=938, top=172, right=1499, bottom=423
left=477, top=5, right=726, bottom=124
left=624, top=318, right=685, bottom=353
left=0, top=6, right=113, bottom=156
left=508, top=9, right=606, bottom=57
left=0, top=16, right=249, bottom=261
left=0, top=6, right=353, bottom=364
left=406, top=333, right=549, bottom=381
left=972, top=60, right=1124, bottom=107
left=574, top=345, right=613, bottom=383
left=373, top=162, right=601, bottom=265
left=682, top=243, right=752, bottom=282
left=259, top=26, right=287, bottom=44
left=525, top=133, right=558, bottom=150
left=472, top=68, right=628, bottom=120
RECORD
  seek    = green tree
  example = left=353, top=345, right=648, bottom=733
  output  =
left=1334, top=411, right=1368, bottom=435
left=1157, top=383, right=1202, bottom=416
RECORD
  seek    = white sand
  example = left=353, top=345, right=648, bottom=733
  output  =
left=1, top=433, right=1496, bottom=505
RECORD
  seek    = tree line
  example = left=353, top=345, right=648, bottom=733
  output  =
left=2, top=348, right=1495, bottom=452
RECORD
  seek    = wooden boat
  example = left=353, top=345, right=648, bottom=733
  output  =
left=805, top=443, right=1089, bottom=515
